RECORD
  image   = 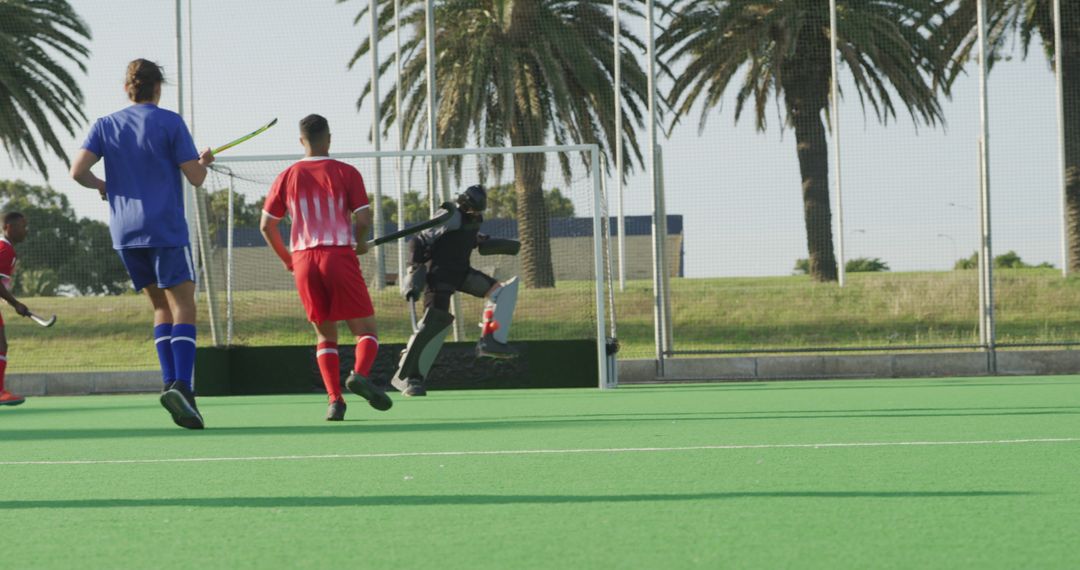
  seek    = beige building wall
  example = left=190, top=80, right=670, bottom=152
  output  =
left=210, top=235, right=681, bottom=292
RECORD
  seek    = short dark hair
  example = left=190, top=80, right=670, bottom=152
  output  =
left=125, top=59, right=165, bottom=102
left=299, top=114, right=330, bottom=142
left=3, top=212, right=25, bottom=226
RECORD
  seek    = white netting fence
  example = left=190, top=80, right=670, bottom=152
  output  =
left=206, top=146, right=609, bottom=355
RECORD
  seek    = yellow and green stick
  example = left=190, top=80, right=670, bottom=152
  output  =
left=212, top=118, right=278, bottom=155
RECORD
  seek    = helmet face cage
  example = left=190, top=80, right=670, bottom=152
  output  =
left=457, top=185, right=487, bottom=213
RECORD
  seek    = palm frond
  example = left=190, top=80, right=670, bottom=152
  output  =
left=0, top=0, right=91, bottom=178
left=340, top=0, right=650, bottom=182
left=659, top=0, right=951, bottom=132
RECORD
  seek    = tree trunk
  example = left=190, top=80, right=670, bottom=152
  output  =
left=783, top=17, right=838, bottom=283
left=790, top=104, right=838, bottom=282
left=1060, top=7, right=1080, bottom=272
left=512, top=150, right=556, bottom=288
left=505, top=0, right=556, bottom=288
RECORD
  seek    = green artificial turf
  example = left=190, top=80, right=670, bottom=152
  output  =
left=0, top=376, right=1077, bottom=569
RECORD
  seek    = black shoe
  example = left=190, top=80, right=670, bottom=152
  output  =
left=345, top=372, right=393, bottom=411
left=476, top=335, right=518, bottom=359
left=402, top=378, right=427, bottom=397
left=160, top=381, right=178, bottom=427
left=326, top=399, right=346, bottom=421
left=391, top=376, right=427, bottom=397
left=160, top=382, right=205, bottom=430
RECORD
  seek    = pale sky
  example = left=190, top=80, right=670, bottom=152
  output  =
left=0, top=0, right=1065, bottom=278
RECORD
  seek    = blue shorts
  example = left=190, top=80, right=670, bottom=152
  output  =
left=118, top=246, right=196, bottom=291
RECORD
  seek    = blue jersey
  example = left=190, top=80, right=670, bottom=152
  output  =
left=81, top=104, right=199, bottom=249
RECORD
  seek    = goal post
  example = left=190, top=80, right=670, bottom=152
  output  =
left=203, top=144, right=616, bottom=389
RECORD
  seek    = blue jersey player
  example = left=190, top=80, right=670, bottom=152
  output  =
left=70, top=59, right=214, bottom=430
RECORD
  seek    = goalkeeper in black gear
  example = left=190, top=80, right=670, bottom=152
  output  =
left=392, top=185, right=521, bottom=397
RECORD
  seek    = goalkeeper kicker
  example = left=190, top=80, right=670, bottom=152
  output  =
left=393, top=185, right=521, bottom=397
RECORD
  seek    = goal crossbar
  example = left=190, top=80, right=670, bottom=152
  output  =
left=215, top=144, right=600, bottom=163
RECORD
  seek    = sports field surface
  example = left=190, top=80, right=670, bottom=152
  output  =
left=1, top=376, right=1077, bottom=569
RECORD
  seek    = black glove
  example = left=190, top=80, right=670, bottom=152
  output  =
left=401, top=264, right=427, bottom=301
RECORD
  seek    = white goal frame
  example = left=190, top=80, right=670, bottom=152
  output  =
left=212, top=144, right=614, bottom=389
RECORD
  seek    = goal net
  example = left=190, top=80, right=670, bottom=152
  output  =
left=201, top=145, right=615, bottom=388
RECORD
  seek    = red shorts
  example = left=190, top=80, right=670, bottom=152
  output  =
left=292, top=247, right=374, bottom=323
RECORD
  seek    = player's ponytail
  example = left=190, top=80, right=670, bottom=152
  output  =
left=125, top=59, right=164, bottom=103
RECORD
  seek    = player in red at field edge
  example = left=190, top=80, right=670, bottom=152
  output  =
left=259, top=114, right=392, bottom=421
left=0, top=212, right=36, bottom=407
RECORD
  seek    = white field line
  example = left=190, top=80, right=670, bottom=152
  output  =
left=0, top=437, right=1077, bottom=467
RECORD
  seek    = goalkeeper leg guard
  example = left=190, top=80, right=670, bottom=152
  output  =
left=477, top=277, right=519, bottom=359
left=391, top=308, right=454, bottom=394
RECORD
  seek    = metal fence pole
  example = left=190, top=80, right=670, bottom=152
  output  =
left=830, top=0, right=846, bottom=287
left=176, top=0, right=190, bottom=246
left=371, top=0, right=386, bottom=289
left=176, top=0, right=198, bottom=302
left=192, top=185, right=220, bottom=345
left=600, top=153, right=619, bottom=363
left=395, top=0, right=406, bottom=281
left=657, top=145, right=673, bottom=355
left=187, top=0, right=195, bottom=138
left=977, top=140, right=987, bottom=347
left=175, top=0, right=184, bottom=126
left=226, top=170, right=234, bottom=346
left=603, top=155, right=620, bottom=388
left=977, top=0, right=997, bottom=371
left=425, top=0, right=438, bottom=216
left=646, top=0, right=664, bottom=377
left=177, top=0, right=222, bottom=348
left=1055, top=0, right=1069, bottom=277
left=592, top=146, right=611, bottom=389
left=613, top=0, right=627, bottom=291
left=439, top=159, right=463, bottom=342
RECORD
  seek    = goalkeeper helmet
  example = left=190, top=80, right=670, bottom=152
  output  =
left=456, top=185, right=487, bottom=213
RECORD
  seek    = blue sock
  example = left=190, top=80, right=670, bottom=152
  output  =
left=153, top=323, right=174, bottom=385
left=170, top=324, right=197, bottom=392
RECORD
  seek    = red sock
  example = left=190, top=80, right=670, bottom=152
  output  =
left=316, top=342, right=342, bottom=402
left=0, top=353, right=7, bottom=392
left=354, top=335, right=379, bottom=377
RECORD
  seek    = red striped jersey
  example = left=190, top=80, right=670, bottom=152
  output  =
left=0, top=237, right=16, bottom=291
left=263, top=157, right=369, bottom=251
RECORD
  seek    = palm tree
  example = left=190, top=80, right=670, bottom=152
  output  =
left=941, top=0, right=1080, bottom=271
left=340, top=0, right=650, bottom=287
left=659, top=0, right=952, bottom=282
left=0, top=0, right=91, bottom=179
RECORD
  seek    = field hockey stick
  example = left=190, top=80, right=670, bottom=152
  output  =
left=212, top=118, right=278, bottom=155
left=367, top=202, right=457, bottom=247
left=408, top=300, right=419, bottom=333
left=28, top=312, right=56, bottom=327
